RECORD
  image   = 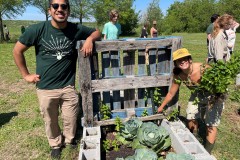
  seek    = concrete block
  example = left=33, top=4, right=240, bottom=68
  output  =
left=79, top=138, right=101, bottom=160
left=161, top=119, right=216, bottom=160
left=83, top=126, right=101, bottom=139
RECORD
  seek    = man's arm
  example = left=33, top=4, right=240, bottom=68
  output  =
left=80, top=29, right=101, bottom=57
left=13, top=41, right=40, bottom=83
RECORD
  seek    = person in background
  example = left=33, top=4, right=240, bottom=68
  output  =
left=158, top=48, right=224, bottom=154
left=102, top=9, right=122, bottom=40
left=226, top=20, right=239, bottom=55
left=13, top=0, right=101, bottom=158
left=140, top=22, right=148, bottom=38
left=208, top=14, right=234, bottom=63
left=206, top=14, right=219, bottom=63
left=206, top=14, right=220, bottom=46
left=21, top=25, right=26, bottom=34
left=3, top=24, right=10, bottom=41
left=150, top=20, right=158, bottom=38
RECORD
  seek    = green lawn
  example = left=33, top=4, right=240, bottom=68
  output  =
left=0, top=20, right=239, bottom=160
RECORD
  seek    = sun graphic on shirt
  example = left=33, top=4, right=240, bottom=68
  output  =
left=42, top=35, right=73, bottom=60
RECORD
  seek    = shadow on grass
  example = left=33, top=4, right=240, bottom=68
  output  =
left=0, top=112, right=18, bottom=127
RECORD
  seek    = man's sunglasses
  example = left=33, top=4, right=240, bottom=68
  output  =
left=51, top=3, right=68, bottom=10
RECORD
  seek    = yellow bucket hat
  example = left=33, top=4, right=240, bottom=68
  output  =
left=173, top=48, right=191, bottom=61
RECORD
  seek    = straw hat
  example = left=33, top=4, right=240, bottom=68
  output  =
left=173, top=48, right=191, bottom=61
left=153, top=21, right=157, bottom=24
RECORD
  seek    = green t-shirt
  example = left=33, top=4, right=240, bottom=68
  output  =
left=19, top=21, right=96, bottom=89
left=102, top=22, right=121, bottom=40
left=206, top=23, right=213, bottom=34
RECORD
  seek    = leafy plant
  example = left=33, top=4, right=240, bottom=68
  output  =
left=100, top=102, right=111, bottom=120
left=198, top=56, right=240, bottom=95
left=120, top=118, right=143, bottom=140
left=144, top=87, right=162, bottom=108
left=137, top=122, right=171, bottom=153
left=134, top=148, right=158, bottom=160
left=102, top=139, right=111, bottom=152
left=165, top=108, right=179, bottom=121
left=112, top=139, right=121, bottom=151
left=115, top=116, right=123, bottom=132
left=141, top=109, right=148, bottom=117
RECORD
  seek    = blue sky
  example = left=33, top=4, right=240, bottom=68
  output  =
left=8, top=0, right=183, bottom=21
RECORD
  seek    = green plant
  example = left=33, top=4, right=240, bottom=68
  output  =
left=103, top=139, right=111, bottom=152
left=144, top=87, right=162, bottom=108
left=141, top=109, right=148, bottom=117
left=137, top=122, right=171, bottom=153
left=115, top=116, right=123, bottom=132
left=165, top=108, right=179, bottom=121
left=119, top=118, right=143, bottom=140
left=153, top=88, right=162, bottom=107
left=111, top=139, right=121, bottom=151
left=100, top=102, right=111, bottom=120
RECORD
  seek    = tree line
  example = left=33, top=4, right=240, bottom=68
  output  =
left=1, top=0, right=240, bottom=42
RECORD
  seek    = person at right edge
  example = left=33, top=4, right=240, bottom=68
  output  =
left=208, top=14, right=234, bottom=63
left=158, top=48, right=224, bottom=154
left=13, top=0, right=101, bottom=159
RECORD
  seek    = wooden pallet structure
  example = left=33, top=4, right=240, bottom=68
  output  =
left=77, top=36, right=182, bottom=127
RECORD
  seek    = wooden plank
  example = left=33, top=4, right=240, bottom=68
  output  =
left=93, top=38, right=174, bottom=52
left=123, top=50, right=135, bottom=108
left=78, top=49, right=93, bottom=127
left=91, top=75, right=171, bottom=92
left=101, top=51, right=111, bottom=108
left=137, top=49, right=146, bottom=107
left=93, top=114, right=165, bottom=126
left=111, top=51, right=121, bottom=109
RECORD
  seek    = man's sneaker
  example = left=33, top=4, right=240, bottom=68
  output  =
left=51, top=148, right=61, bottom=159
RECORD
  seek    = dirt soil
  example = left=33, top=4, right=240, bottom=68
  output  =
left=102, top=130, right=175, bottom=160
left=104, top=131, right=135, bottom=160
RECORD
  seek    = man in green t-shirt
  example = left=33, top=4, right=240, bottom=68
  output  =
left=13, top=0, right=101, bottom=158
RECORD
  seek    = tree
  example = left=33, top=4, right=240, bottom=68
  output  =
left=0, top=0, right=28, bottom=42
left=29, top=0, right=49, bottom=21
left=145, top=0, right=163, bottom=34
left=93, top=0, right=139, bottom=35
left=162, top=0, right=218, bottom=34
left=70, top=0, right=95, bottom=24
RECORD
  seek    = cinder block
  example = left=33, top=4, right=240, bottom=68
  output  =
left=83, top=126, right=101, bottom=139
left=161, top=119, right=216, bottom=160
left=79, top=138, right=101, bottom=160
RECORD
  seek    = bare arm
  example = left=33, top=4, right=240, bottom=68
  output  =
left=150, top=28, right=153, bottom=38
left=207, top=34, right=212, bottom=41
left=13, top=41, right=40, bottom=83
left=157, top=77, right=180, bottom=113
left=80, top=29, right=101, bottom=57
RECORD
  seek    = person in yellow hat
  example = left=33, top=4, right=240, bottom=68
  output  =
left=158, top=48, right=224, bottom=154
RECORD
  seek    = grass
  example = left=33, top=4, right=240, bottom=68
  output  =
left=0, top=20, right=240, bottom=159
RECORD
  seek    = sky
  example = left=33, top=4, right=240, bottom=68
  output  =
left=7, top=0, right=183, bottom=21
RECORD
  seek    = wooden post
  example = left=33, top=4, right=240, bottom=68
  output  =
left=123, top=50, right=135, bottom=108
left=78, top=49, right=93, bottom=127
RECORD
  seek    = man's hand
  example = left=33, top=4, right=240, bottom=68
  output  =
left=24, top=74, right=40, bottom=83
left=80, top=37, right=93, bottom=57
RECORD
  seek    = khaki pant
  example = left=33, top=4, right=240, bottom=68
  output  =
left=37, top=85, right=79, bottom=148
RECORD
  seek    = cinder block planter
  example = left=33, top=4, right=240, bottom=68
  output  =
left=161, top=119, right=216, bottom=160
